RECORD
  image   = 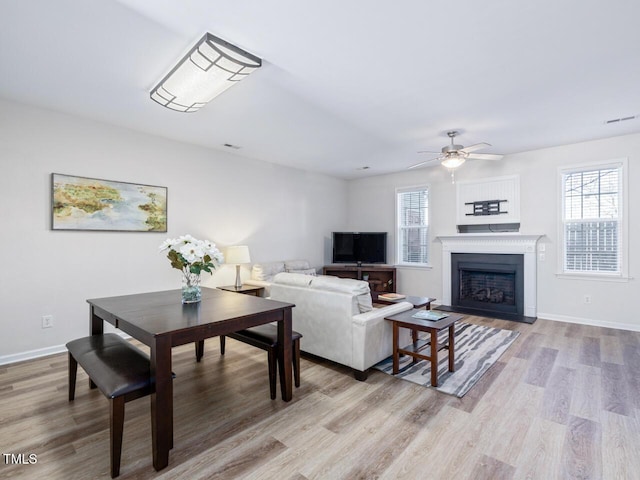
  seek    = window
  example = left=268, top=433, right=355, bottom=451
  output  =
left=396, top=186, right=429, bottom=265
left=561, top=162, right=625, bottom=275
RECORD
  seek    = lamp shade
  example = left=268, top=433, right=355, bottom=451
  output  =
left=150, top=33, right=261, bottom=113
left=225, top=245, right=251, bottom=264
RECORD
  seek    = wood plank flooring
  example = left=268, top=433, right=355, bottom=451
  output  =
left=1, top=316, right=640, bottom=479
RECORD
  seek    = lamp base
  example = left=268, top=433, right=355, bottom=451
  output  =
left=235, top=264, right=242, bottom=289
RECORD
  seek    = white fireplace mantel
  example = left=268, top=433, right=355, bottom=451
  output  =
left=438, top=234, right=542, bottom=318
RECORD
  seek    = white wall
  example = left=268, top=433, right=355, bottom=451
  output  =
left=348, top=133, right=639, bottom=331
left=0, top=99, right=348, bottom=362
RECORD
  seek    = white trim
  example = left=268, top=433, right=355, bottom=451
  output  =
left=557, top=158, right=628, bottom=278
left=555, top=272, right=632, bottom=282
left=0, top=344, right=67, bottom=366
left=395, top=185, right=430, bottom=265
left=537, top=311, right=640, bottom=333
left=0, top=332, right=133, bottom=366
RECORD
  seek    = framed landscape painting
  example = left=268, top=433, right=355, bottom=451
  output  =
left=51, top=173, right=167, bottom=232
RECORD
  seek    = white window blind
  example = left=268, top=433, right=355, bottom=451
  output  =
left=562, top=165, right=621, bottom=274
left=397, top=187, right=429, bottom=265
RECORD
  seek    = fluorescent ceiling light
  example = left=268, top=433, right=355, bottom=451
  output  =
left=150, top=33, right=261, bottom=113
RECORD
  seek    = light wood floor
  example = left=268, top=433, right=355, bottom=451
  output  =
left=1, top=316, right=639, bottom=480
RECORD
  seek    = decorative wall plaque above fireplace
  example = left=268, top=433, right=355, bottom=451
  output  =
left=456, top=175, right=520, bottom=229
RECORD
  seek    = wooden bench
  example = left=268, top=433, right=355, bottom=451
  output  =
left=196, top=324, right=302, bottom=400
left=66, top=333, right=162, bottom=478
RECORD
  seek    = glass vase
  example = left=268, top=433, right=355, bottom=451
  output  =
left=182, top=272, right=202, bottom=304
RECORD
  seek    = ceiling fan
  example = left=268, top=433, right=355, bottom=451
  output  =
left=408, top=131, right=503, bottom=179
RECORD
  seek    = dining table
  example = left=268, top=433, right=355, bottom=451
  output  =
left=87, top=287, right=295, bottom=471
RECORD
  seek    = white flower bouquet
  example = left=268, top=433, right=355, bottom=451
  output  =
left=159, top=234, right=224, bottom=303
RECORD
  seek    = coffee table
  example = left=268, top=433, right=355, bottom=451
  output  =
left=374, top=292, right=435, bottom=309
left=384, top=309, right=464, bottom=387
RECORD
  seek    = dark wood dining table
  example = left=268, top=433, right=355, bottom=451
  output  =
left=87, top=287, right=295, bottom=471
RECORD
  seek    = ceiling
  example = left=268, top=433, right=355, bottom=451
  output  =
left=1, top=0, right=639, bottom=179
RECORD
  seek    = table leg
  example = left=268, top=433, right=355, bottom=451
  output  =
left=277, top=307, right=293, bottom=401
left=411, top=328, right=418, bottom=364
left=430, top=329, right=438, bottom=387
left=392, top=322, right=399, bottom=374
left=89, top=307, right=103, bottom=389
left=150, top=336, right=173, bottom=471
left=448, top=324, right=455, bottom=372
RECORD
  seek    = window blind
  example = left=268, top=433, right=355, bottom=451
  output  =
left=562, top=167, right=621, bottom=273
left=397, top=187, right=429, bottom=265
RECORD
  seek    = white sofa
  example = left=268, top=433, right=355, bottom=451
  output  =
left=245, top=260, right=316, bottom=296
left=269, top=272, right=413, bottom=380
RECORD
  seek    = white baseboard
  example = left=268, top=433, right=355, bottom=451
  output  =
left=536, top=311, right=640, bottom=333
left=0, top=332, right=133, bottom=366
left=0, top=344, right=67, bottom=366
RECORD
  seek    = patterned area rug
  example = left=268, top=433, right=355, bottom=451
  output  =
left=373, top=322, right=520, bottom=397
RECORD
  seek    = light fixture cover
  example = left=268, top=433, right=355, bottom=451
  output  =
left=225, top=245, right=251, bottom=264
left=441, top=155, right=466, bottom=170
left=150, top=33, right=261, bottom=113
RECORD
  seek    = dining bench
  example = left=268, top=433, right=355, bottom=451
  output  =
left=195, top=324, right=302, bottom=400
left=66, top=333, right=163, bottom=478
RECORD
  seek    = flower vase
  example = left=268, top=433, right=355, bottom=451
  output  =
left=182, top=272, right=202, bottom=304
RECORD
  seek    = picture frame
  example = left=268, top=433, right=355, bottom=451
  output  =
left=51, top=173, right=168, bottom=232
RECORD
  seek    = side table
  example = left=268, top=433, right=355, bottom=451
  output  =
left=373, top=292, right=436, bottom=310
left=217, top=284, right=265, bottom=297
left=384, top=309, right=463, bottom=387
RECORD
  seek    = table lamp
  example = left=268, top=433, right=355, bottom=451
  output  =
left=225, top=245, right=251, bottom=289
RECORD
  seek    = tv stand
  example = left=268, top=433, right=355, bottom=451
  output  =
left=323, top=265, right=396, bottom=293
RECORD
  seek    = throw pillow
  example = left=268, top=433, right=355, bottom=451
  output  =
left=284, top=260, right=311, bottom=271
left=251, top=262, right=285, bottom=281
left=286, top=268, right=317, bottom=276
left=273, top=272, right=314, bottom=287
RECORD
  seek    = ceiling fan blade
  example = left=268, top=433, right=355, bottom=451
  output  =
left=407, top=157, right=441, bottom=169
left=416, top=150, right=441, bottom=154
left=460, top=142, right=491, bottom=154
left=467, top=153, right=504, bottom=161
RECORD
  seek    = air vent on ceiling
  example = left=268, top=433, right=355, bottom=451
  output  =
left=223, top=143, right=241, bottom=149
left=604, top=115, right=637, bottom=125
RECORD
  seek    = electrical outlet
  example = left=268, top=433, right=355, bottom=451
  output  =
left=539, top=253, right=545, bottom=261
left=538, top=244, right=546, bottom=252
left=42, top=315, right=54, bottom=328
left=584, top=295, right=591, bottom=304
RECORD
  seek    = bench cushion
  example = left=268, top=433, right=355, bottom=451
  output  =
left=230, top=324, right=302, bottom=346
left=66, top=334, right=152, bottom=399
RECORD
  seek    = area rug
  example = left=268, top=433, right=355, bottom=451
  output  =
left=373, top=322, right=519, bottom=397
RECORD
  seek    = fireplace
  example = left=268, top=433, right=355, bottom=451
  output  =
left=438, top=234, right=541, bottom=319
left=451, top=253, right=524, bottom=316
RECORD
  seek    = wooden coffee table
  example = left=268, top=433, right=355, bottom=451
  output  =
left=384, top=309, right=464, bottom=387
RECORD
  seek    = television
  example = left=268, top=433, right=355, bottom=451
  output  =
left=332, top=232, right=387, bottom=265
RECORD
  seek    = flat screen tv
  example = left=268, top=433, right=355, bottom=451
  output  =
left=332, top=232, right=387, bottom=265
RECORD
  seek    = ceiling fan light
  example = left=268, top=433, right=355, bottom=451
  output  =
left=150, top=33, right=262, bottom=113
left=441, top=155, right=466, bottom=170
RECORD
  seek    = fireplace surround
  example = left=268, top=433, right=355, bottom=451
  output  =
left=438, top=235, right=541, bottom=318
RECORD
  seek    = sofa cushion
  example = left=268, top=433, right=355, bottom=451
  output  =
left=251, top=262, right=286, bottom=281
left=273, top=272, right=314, bottom=287
left=309, top=275, right=372, bottom=313
left=285, top=260, right=311, bottom=271
left=310, top=275, right=369, bottom=295
left=287, top=268, right=317, bottom=276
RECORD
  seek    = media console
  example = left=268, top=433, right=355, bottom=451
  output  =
left=322, top=265, right=396, bottom=293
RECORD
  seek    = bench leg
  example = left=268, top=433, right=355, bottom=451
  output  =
left=110, top=396, right=125, bottom=478
left=267, top=348, right=277, bottom=400
left=220, top=336, right=226, bottom=355
left=293, top=339, right=301, bottom=388
left=195, top=340, right=205, bottom=362
left=68, top=353, right=78, bottom=401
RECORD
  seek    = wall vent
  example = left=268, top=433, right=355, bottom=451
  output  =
left=223, top=143, right=241, bottom=149
left=604, top=115, right=637, bottom=125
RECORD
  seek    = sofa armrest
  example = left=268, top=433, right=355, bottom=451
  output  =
left=352, top=301, right=413, bottom=325
left=350, top=301, right=414, bottom=371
